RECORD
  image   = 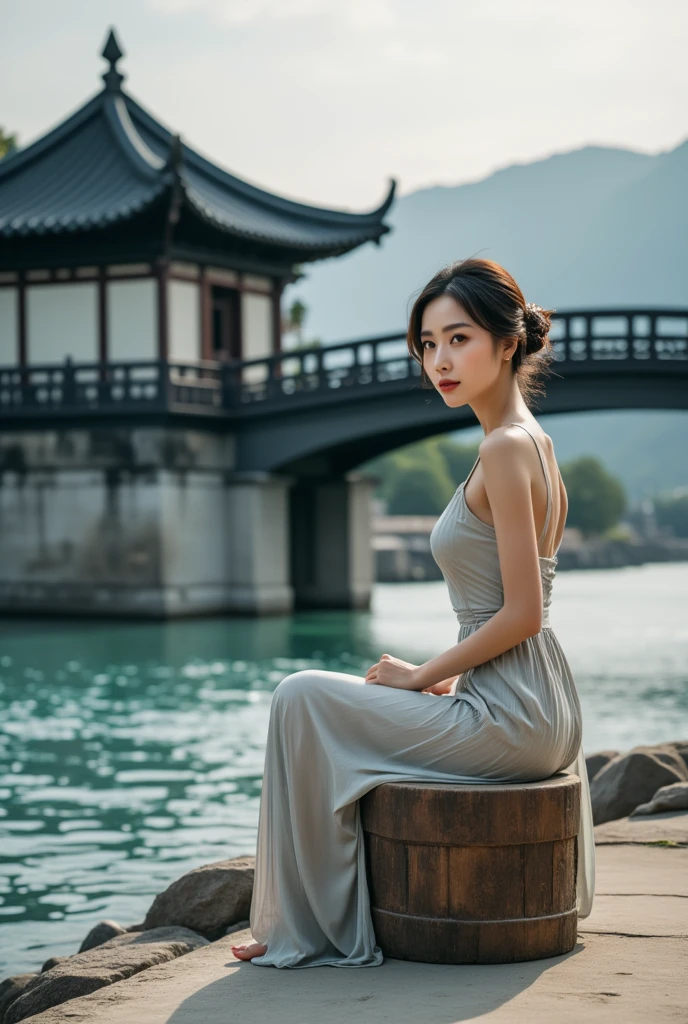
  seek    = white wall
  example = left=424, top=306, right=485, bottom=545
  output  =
left=27, top=282, right=98, bottom=364
left=0, top=289, right=18, bottom=365
left=108, top=279, right=157, bottom=361
left=168, top=280, right=200, bottom=361
left=241, top=292, right=273, bottom=360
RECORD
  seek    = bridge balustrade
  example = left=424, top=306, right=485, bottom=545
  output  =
left=0, top=309, right=685, bottom=420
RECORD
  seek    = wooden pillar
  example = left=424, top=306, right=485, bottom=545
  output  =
left=272, top=279, right=284, bottom=354
left=17, top=270, right=27, bottom=367
left=98, top=266, right=108, bottom=363
left=156, top=259, right=169, bottom=360
left=236, top=273, right=244, bottom=361
left=200, top=265, right=212, bottom=360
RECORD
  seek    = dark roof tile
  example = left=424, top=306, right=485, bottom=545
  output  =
left=0, top=65, right=394, bottom=257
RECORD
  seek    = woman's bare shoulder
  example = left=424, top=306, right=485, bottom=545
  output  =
left=478, top=423, right=538, bottom=466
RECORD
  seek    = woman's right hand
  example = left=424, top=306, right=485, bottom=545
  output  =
left=421, top=675, right=459, bottom=696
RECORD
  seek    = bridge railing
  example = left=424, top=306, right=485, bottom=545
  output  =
left=224, top=308, right=688, bottom=406
left=548, top=310, right=688, bottom=365
left=0, top=309, right=686, bottom=419
left=223, top=330, right=422, bottom=407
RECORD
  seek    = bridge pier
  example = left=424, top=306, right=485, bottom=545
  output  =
left=0, top=427, right=379, bottom=618
left=0, top=429, right=296, bottom=618
left=290, top=472, right=376, bottom=611
left=224, top=471, right=294, bottom=615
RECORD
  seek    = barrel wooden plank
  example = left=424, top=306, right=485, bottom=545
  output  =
left=407, top=843, right=449, bottom=917
left=365, top=833, right=408, bottom=915
left=360, top=774, right=580, bottom=845
left=361, top=772, right=581, bottom=964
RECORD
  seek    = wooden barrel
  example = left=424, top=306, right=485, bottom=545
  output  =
left=360, top=772, right=580, bottom=964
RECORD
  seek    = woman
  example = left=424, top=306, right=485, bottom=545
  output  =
left=232, top=257, right=595, bottom=967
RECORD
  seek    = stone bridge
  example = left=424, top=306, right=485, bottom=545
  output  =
left=0, top=308, right=686, bottom=618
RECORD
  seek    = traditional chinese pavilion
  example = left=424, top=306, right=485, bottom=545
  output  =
left=0, top=28, right=395, bottom=370
left=0, top=29, right=395, bottom=620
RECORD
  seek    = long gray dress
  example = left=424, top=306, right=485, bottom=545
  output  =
left=248, top=421, right=595, bottom=968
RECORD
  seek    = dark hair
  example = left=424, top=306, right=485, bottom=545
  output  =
left=406, top=257, right=554, bottom=406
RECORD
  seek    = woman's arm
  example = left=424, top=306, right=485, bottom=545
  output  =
left=367, top=428, right=545, bottom=691
left=421, top=675, right=459, bottom=695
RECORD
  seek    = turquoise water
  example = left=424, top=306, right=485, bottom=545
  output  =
left=1, top=561, right=687, bottom=976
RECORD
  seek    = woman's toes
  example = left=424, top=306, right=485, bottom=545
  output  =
left=230, top=941, right=267, bottom=961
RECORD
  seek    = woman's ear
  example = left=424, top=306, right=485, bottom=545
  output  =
left=502, top=336, right=518, bottom=362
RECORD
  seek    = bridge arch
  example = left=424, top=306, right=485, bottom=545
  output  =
left=233, top=309, right=688, bottom=476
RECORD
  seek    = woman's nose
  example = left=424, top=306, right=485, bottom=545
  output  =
left=433, top=348, right=452, bottom=372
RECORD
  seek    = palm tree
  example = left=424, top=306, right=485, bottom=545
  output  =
left=0, top=127, right=18, bottom=159
left=285, top=299, right=307, bottom=345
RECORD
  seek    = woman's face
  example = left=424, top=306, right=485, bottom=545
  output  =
left=420, top=294, right=511, bottom=407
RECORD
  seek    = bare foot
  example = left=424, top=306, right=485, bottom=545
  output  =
left=230, top=940, right=268, bottom=961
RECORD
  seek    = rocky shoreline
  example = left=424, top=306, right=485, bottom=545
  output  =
left=1, top=741, right=687, bottom=1024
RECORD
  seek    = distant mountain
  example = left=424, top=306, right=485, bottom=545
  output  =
left=286, top=140, right=688, bottom=499
left=287, top=140, right=688, bottom=342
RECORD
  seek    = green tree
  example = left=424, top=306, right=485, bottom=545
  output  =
left=360, top=434, right=477, bottom=513
left=435, top=436, right=479, bottom=485
left=0, top=127, right=18, bottom=159
left=561, top=456, right=626, bottom=536
left=653, top=490, right=688, bottom=538
left=384, top=446, right=455, bottom=515
left=283, top=299, right=307, bottom=345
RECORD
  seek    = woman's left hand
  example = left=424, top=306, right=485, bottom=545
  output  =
left=365, top=654, right=421, bottom=690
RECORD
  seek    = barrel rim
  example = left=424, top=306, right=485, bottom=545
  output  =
left=364, top=771, right=580, bottom=796
left=360, top=772, right=581, bottom=845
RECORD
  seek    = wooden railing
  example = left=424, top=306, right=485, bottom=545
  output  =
left=0, top=309, right=686, bottom=419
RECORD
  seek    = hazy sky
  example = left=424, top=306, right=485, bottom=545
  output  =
left=3, top=0, right=686, bottom=210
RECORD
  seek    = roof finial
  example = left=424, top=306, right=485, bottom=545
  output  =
left=101, top=28, right=125, bottom=92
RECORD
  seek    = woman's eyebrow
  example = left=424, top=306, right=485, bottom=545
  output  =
left=420, top=321, right=472, bottom=337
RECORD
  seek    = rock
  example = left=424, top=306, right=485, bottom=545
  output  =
left=143, top=856, right=255, bottom=941
left=225, top=919, right=250, bottom=937
left=125, top=922, right=146, bottom=932
left=40, top=958, right=69, bottom=973
left=648, top=744, right=688, bottom=771
left=78, top=919, right=128, bottom=953
left=668, top=740, right=688, bottom=773
left=4, top=927, right=208, bottom=1024
left=0, top=975, right=37, bottom=1024
left=594, top=809, right=688, bottom=845
left=631, top=781, right=688, bottom=816
left=590, top=745, right=688, bottom=825
left=585, top=750, right=619, bottom=783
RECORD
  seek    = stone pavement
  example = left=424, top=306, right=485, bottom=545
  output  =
left=18, top=813, right=688, bottom=1024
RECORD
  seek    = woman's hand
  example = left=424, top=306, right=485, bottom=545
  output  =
left=421, top=675, right=459, bottom=695
left=364, top=654, right=421, bottom=690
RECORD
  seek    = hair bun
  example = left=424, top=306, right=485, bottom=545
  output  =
left=523, top=302, right=551, bottom=354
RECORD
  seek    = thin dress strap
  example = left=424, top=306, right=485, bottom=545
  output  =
left=505, top=422, right=552, bottom=545
left=463, top=453, right=481, bottom=489
left=462, top=425, right=553, bottom=547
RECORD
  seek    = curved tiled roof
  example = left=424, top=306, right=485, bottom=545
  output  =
left=0, top=31, right=395, bottom=257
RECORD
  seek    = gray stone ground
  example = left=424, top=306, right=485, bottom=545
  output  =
left=15, top=813, right=688, bottom=1024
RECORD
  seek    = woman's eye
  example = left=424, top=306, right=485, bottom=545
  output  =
left=421, top=334, right=465, bottom=349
